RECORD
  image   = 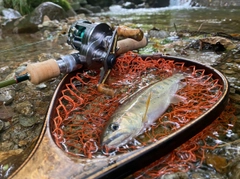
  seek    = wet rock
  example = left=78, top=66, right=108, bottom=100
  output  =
left=205, top=153, right=228, bottom=174
left=1, top=131, right=11, bottom=141
left=2, top=2, right=68, bottom=33
left=74, top=7, right=93, bottom=15
left=83, top=4, right=102, bottom=13
left=160, top=172, right=188, bottom=179
left=65, top=8, right=77, bottom=18
left=0, top=88, right=15, bottom=105
left=0, top=65, right=10, bottom=74
left=199, top=36, right=236, bottom=51
left=70, top=0, right=87, bottom=9
left=36, top=83, right=47, bottom=89
left=149, top=29, right=170, bottom=38
left=15, top=101, right=34, bottom=117
left=39, top=19, right=60, bottom=29
left=70, top=0, right=96, bottom=14
left=0, top=149, right=23, bottom=161
left=235, top=59, right=240, bottom=63
left=233, top=104, right=240, bottom=115
left=136, top=2, right=146, bottom=8
left=3, top=121, right=10, bottom=129
left=187, top=37, right=236, bottom=53
left=18, top=140, right=28, bottom=147
left=122, top=2, right=136, bottom=9
left=0, top=141, right=14, bottom=151
left=190, top=51, right=222, bottom=66
left=191, top=168, right=226, bottom=179
left=232, top=63, right=240, bottom=73
left=2, top=8, right=22, bottom=20
left=190, top=0, right=240, bottom=7
left=219, top=64, right=228, bottom=70
left=70, top=1, right=81, bottom=11
left=0, top=105, right=14, bottom=121
left=19, top=115, right=39, bottom=127
left=222, top=69, right=236, bottom=75
left=0, top=120, right=4, bottom=131
left=229, top=93, right=240, bottom=104
left=42, top=29, right=52, bottom=39
left=227, top=159, right=240, bottom=179
left=14, top=64, right=27, bottom=76
left=29, top=2, right=67, bottom=23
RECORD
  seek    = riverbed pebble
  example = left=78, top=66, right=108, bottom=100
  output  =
left=160, top=172, right=188, bottom=179
left=229, top=93, right=240, bottom=104
left=222, top=69, right=236, bottom=75
left=19, top=115, right=39, bottom=127
left=0, top=120, right=4, bottom=131
left=0, top=88, right=15, bottom=105
left=0, top=141, right=14, bottom=151
left=227, top=159, right=240, bottom=179
left=15, top=101, right=34, bottom=117
left=0, top=105, right=14, bottom=121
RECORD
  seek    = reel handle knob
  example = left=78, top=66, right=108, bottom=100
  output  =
left=117, top=25, right=144, bottom=41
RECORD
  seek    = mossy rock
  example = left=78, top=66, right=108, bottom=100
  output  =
left=3, top=0, right=71, bottom=15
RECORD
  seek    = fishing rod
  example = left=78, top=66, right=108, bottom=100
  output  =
left=0, top=20, right=148, bottom=88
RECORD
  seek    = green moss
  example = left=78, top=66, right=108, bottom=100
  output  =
left=3, top=0, right=71, bottom=15
left=3, top=0, right=32, bottom=14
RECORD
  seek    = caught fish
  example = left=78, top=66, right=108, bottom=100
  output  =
left=101, top=73, right=186, bottom=149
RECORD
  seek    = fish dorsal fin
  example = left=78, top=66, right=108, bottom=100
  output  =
left=142, top=92, right=152, bottom=123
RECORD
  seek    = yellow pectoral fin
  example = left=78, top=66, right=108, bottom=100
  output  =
left=142, top=92, right=152, bottom=123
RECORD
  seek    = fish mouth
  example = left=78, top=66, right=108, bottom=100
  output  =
left=101, top=131, right=130, bottom=149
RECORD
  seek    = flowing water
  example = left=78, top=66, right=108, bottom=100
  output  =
left=103, top=5, right=240, bottom=33
left=0, top=5, right=240, bottom=179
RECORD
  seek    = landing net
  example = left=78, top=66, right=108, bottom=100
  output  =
left=51, top=52, right=235, bottom=175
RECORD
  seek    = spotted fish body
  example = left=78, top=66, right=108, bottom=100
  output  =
left=101, top=73, right=185, bottom=149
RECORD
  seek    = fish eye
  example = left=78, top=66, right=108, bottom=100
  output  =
left=109, top=123, right=119, bottom=131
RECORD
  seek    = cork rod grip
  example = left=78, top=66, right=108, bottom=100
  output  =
left=26, top=59, right=60, bottom=85
left=116, top=36, right=148, bottom=55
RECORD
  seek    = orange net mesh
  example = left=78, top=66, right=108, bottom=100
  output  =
left=132, top=102, right=236, bottom=178
left=51, top=52, right=232, bottom=170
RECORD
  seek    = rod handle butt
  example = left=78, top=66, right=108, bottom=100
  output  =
left=26, top=59, right=60, bottom=85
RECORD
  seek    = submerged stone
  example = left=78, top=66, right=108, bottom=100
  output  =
left=205, top=153, right=228, bottom=174
left=2, top=8, right=22, bottom=20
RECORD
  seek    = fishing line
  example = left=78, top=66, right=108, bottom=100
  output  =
left=0, top=34, right=67, bottom=54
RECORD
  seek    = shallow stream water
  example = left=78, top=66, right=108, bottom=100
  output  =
left=103, top=5, right=240, bottom=33
left=0, top=5, right=240, bottom=179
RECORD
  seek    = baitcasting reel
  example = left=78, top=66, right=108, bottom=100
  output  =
left=30, top=20, right=147, bottom=85
left=67, top=20, right=117, bottom=70
left=64, top=20, right=118, bottom=82
left=0, top=20, right=148, bottom=88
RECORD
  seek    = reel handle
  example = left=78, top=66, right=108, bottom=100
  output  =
left=116, top=36, right=148, bottom=55
left=117, top=25, right=144, bottom=41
